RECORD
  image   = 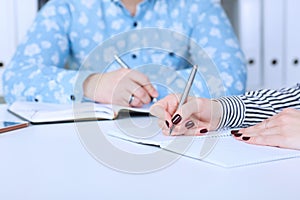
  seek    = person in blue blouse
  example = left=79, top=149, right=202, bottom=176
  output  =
left=3, top=0, right=247, bottom=107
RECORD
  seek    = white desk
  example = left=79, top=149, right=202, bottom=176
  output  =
left=0, top=105, right=299, bottom=200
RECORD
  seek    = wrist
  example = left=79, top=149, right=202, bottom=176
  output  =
left=83, top=73, right=99, bottom=100
left=211, top=99, right=223, bottom=130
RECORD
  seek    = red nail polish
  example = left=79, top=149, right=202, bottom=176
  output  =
left=242, top=136, right=250, bottom=141
left=171, top=114, right=182, bottom=125
left=165, top=120, right=169, bottom=128
left=231, top=130, right=239, bottom=135
left=200, top=128, right=208, bottom=133
left=185, top=121, right=195, bottom=129
left=233, top=133, right=243, bottom=137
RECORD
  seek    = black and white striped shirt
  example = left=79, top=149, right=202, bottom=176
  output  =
left=216, top=83, right=300, bottom=129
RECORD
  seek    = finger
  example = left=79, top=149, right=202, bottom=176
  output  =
left=159, top=123, right=176, bottom=136
left=158, top=120, right=171, bottom=136
left=182, top=115, right=210, bottom=131
left=160, top=115, right=209, bottom=136
left=143, top=83, right=159, bottom=98
left=154, top=94, right=180, bottom=114
left=122, top=90, right=143, bottom=108
left=171, top=98, right=212, bottom=126
left=150, top=104, right=171, bottom=120
left=241, top=134, right=286, bottom=148
left=132, top=85, right=152, bottom=104
left=158, top=118, right=178, bottom=130
left=160, top=119, right=188, bottom=136
left=129, top=95, right=143, bottom=107
left=236, top=125, right=284, bottom=142
left=238, top=123, right=269, bottom=137
left=158, top=119, right=170, bottom=129
left=169, top=119, right=209, bottom=136
left=150, top=94, right=179, bottom=120
left=161, top=129, right=174, bottom=136
left=176, top=98, right=201, bottom=120
left=239, top=113, right=285, bottom=137
left=123, top=82, right=152, bottom=107
left=128, top=70, right=158, bottom=98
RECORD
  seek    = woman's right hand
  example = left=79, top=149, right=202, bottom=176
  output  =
left=83, top=68, right=158, bottom=107
left=150, top=94, right=223, bottom=136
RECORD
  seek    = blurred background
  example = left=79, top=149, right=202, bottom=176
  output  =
left=0, top=0, right=299, bottom=103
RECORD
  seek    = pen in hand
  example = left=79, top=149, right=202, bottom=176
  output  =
left=114, top=55, right=130, bottom=69
left=114, top=55, right=158, bottom=103
left=169, top=65, right=198, bottom=135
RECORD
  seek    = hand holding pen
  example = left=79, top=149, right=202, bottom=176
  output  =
left=114, top=55, right=158, bottom=106
left=83, top=56, right=158, bottom=107
left=150, top=65, right=210, bottom=136
left=168, top=65, right=197, bottom=135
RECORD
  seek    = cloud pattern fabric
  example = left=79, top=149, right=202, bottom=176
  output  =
left=3, top=0, right=247, bottom=104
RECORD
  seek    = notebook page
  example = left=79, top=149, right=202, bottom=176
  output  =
left=162, top=133, right=300, bottom=168
left=97, top=117, right=300, bottom=168
left=8, top=101, right=151, bottom=123
left=106, top=124, right=300, bottom=167
left=100, top=119, right=173, bottom=146
left=8, top=101, right=117, bottom=122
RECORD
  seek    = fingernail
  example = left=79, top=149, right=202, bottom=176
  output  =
left=165, top=120, right=169, bottom=128
left=233, top=133, right=243, bottom=137
left=171, top=114, right=182, bottom=125
left=200, top=128, right=208, bottom=134
left=231, top=130, right=239, bottom=135
left=242, top=136, right=250, bottom=141
left=185, top=121, right=195, bottom=129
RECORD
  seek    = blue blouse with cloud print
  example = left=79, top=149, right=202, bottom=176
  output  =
left=3, top=0, right=247, bottom=104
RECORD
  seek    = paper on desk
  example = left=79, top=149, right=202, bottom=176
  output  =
left=102, top=120, right=300, bottom=168
left=164, top=136, right=300, bottom=168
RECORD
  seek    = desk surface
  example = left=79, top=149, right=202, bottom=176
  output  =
left=0, top=105, right=299, bottom=200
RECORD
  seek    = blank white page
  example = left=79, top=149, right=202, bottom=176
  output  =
left=99, top=118, right=300, bottom=168
left=162, top=135, right=300, bottom=168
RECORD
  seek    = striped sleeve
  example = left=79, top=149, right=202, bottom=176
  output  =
left=215, top=83, right=300, bottom=129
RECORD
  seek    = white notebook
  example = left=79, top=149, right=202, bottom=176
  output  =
left=104, top=120, right=300, bottom=168
left=8, top=101, right=151, bottom=124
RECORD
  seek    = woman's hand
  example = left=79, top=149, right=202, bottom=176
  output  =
left=83, top=68, right=158, bottom=107
left=233, top=108, right=300, bottom=150
left=150, top=94, right=223, bottom=136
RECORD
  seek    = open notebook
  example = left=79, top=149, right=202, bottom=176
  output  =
left=8, top=101, right=151, bottom=123
left=102, top=120, right=300, bottom=168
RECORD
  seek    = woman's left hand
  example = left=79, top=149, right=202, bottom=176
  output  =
left=233, top=108, right=300, bottom=150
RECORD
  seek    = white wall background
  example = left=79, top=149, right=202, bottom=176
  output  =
left=222, top=0, right=300, bottom=91
left=0, top=0, right=37, bottom=97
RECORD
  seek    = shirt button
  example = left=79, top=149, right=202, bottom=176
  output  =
left=132, top=54, right=137, bottom=59
left=133, top=21, right=138, bottom=27
left=169, top=52, right=175, bottom=57
left=70, top=95, right=76, bottom=101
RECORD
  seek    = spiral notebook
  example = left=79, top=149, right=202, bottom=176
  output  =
left=104, top=120, right=300, bottom=168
